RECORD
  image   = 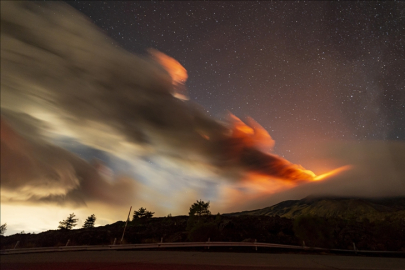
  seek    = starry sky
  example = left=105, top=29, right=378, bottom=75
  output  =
left=67, top=1, right=405, bottom=163
left=1, top=1, right=405, bottom=235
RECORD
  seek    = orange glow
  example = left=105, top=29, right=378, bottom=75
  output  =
left=148, top=48, right=188, bottom=100
left=238, top=165, right=351, bottom=200
left=225, top=114, right=352, bottom=187
left=229, top=114, right=255, bottom=135
left=243, top=165, right=352, bottom=194
left=222, top=163, right=352, bottom=212
left=313, top=165, right=352, bottom=181
left=201, top=134, right=210, bottom=140
left=244, top=173, right=297, bottom=192
left=228, top=113, right=275, bottom=151
left=224, top=114, right=352, bottom=194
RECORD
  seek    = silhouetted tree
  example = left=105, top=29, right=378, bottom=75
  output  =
left=82, top=214, right=96, bottom=228
left=189, top=200, right=211, bottom=216
left=133, top=207, right=154, bottom=220
left=0, top=223, right=6, bottom=236
left=58, top=213, right=78, bottom=230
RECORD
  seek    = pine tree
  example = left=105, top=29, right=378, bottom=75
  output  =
left=58, top=213, right=78, bottom=230
left=132, top=207, right=154, bottom=220
left=189, top=200, right=211, bottom=216
left=0, top=223, right=6, bottom=236
left=82, top=214, right=96, bottom=228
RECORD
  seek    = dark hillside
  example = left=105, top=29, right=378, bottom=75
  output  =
left=1, top=212, right=404, bottom=251
left=225, top=196, right=405, bottom=222
left=0, top=215, right=296, bottom=249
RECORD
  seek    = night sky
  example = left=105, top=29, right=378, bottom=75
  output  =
left=1, top=1, right=405, bottom=234
left=68, top=1, right=405, bottom=162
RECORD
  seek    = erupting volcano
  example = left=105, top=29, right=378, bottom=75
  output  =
left=224, top=113, right=350, bottom=188
left=1, top=2, right=368, bottom=232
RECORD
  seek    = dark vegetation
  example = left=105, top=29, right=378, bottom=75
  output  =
left=1, top=198, right=404, bottom=251
left=0, top=224, right=6, bottom=236
left=58, top=213, right=78, bottom=230
left=1, top=214, right=404, bottom=251
left=189, top=200, right=211, bottom=217
left=133, top=207, right=154, bottom=220
left=82, top=214, right=96, bottom=229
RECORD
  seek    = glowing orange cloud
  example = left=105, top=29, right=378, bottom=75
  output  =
left=148, top=48, right=188, bottom=100
left=241, top=165, right=352, bottom=197
left=228, top=113, right=275, bottom=152
left=224, top=114, right=352, bottom=195
left=313, top=165, right=352, bottom=181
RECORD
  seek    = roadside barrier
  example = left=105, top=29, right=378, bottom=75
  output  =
left=1, top=240, right=404, bottom=256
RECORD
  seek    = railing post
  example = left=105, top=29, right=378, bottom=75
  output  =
left=208, top=237, right=210, bottom=249
left=14, top=241, right=19, bottom=249
left=113, top=238, right=117, bottom=245
left=302, top=241, right=306, bottom=249
left=65, top=239, right=70, bottom=246
left=161, top=237, right=163, bottom=243
left=353, top=242, right=357, bottom=255
left=255, top=239, right=257, bottom=251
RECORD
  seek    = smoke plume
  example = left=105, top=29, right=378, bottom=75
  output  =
left=0, top=2, right=338, bottom=206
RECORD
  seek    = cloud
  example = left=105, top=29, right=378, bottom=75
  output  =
left=2, top=2, right=404, bottom=214
left=228, top=141, right=405, bottom=212
left=1, top=110, right=137, bottom=206
left=1, top=2, right=225, bottom=168
left=1, top=0, right=321, bottom=206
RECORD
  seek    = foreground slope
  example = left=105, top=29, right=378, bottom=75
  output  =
left=1, top=206, right=404, bottom=251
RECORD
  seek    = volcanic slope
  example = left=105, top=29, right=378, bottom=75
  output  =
left=225, top=196, right=405, bottom=222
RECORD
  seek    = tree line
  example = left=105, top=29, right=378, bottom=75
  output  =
left=57, top=200, right=210, bottom=231
left=54, top=200, right=211, bottom=232
left=58, top=214, right=97, bottom=230
left=0, top=200, right=211, bottom=235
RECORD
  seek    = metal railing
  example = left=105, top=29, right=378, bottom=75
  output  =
left=1, top=241, right=404, bottom=255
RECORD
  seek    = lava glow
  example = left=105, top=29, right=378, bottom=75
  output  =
left=241, top=165, right=351, bottom=196
left=313, top=165, right=352, bottom=181
left=226, top=114, right=352, bottom=191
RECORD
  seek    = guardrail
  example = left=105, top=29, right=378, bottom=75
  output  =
left=1, top=241, right=404, bottom=256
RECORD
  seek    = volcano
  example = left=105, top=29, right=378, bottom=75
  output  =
left=225, top=196, right=405, bottom=222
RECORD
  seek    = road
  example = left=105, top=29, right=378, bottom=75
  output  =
left=1, top=250, right=404, bottom=270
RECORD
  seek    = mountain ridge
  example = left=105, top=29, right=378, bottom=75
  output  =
left=224, top=196, right=405, bottom=222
